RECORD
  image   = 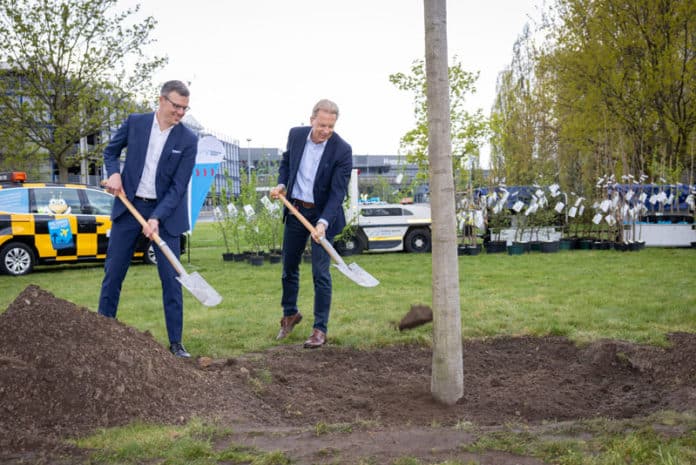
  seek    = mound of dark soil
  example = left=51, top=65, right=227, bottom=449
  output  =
left=0, top=285, right=271, bottom=457
left=1, top=285, right=694, bottom=465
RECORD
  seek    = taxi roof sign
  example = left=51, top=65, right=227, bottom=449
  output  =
left=0, top=171, right=27, bottom=183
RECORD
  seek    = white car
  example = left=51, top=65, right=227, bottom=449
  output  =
left=334, top=203, right=432, bottom=254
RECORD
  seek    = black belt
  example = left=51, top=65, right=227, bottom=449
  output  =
left=134, top=196, right=156, bottom=202
left=292, top=199, right=315, bottom=208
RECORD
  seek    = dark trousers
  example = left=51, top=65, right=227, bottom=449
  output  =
left=281, top=205, right=332, bottom=334
left=98, top=198, right=183, bottom=344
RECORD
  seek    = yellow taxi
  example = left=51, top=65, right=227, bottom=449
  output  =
left=0, top=171, right=163, bottom=276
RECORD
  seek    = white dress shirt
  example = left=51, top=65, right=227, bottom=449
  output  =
left=135, top=112, right=173, bottom=199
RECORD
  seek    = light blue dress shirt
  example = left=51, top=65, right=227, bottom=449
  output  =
left=290, top=132, right=329, bottom=226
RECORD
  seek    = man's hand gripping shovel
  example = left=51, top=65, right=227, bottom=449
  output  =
left=277, top=193, right=379, bottom=288
left=106, top=186, right=222, bottom=307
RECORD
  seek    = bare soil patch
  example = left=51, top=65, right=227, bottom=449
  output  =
left=1, top=285, right=694, bottom=464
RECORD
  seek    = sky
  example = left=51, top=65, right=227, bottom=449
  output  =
left=119, top=0, right=543, bottom=164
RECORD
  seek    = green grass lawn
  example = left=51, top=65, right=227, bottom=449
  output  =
left=1, top=222, right=694, bottom=357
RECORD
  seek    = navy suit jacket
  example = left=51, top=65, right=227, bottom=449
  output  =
left=278, top=126, right=353, bottom=237
left=103, top=112, right=197, bottom=236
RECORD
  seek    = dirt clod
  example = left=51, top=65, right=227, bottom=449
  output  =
left=398, top=304, right=433, bottom=330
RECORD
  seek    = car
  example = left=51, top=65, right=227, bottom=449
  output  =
left=334, top=202, right=432, bottom=255
left=0, top=171, right=184, bottom=276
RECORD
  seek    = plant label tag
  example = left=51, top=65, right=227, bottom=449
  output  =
left=555, top=202, right=564, bottom=213
left=568, top=206, right=577, bottom=218
left=592, top=213, right=603, bottom=224
left=261, top=196, right=277, bottom=212
left=226, top=203, right=238, bottom=216
left=512, top=200, right=524, bottom=212
left=474, top=210, right=485, bottom=229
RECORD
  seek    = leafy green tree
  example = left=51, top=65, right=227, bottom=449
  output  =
left=0, top=0, right=166, bottom=180
left=491, top=0, right=695, bottom=199
left=389, top=57, right=490, bottom=183
left=552, top=0, right=695, bottom=179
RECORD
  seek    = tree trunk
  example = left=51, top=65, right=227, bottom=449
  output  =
left=423, top=0, right=463, bottom=405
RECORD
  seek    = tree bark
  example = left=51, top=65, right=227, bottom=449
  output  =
left=423, top=0, right=463, bottom=405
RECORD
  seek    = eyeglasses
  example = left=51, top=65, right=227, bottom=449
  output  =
left=163, top=94, right=190, bottom=112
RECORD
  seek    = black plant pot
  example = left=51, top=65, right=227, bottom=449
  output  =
left=613, top=242, right=629, bottom=252
left=540, top=241, right=560, bottom=253
left=628, top=241, right=644, bottom=251
left=484, top=240, right=507, bottom=254
left=268, top=254, right=282, bottom=264
left=302, top=253, right=312, bottom=263
left=233, top=253, right=246, bottom=262
left=249, top=255, right=264, bottom=266
left=467, top=244, right=482, bottom=256
left=579, top=239, right=593, bottom=250
left=222, top=252, right=235, bottom=261
left=457, top=244, right=468, bottom=256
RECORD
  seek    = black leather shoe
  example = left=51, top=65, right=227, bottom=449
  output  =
left=169, top=342, right=191, bottom=358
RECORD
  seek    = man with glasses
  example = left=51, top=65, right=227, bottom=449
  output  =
left=98, top=80, right=197, bottom=358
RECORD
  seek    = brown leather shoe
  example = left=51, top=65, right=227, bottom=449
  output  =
left=303, top=329, right=326, bottom=349
left=276, top=312, right=303, bottom=340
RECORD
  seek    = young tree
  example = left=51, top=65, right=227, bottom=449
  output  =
left=0, top=0, right=166, bottom=180
left=423, top=0, right=463, bottom=405
left=389, top=59, right=489, bottom=183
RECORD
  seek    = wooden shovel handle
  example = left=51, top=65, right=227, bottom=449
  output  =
left=277, top=193, right=343, bottom=264
left=277, top=193, right=318, bottom=235
left=101, top=182, right=185, bottom=275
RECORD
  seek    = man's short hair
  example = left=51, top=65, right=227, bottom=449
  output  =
left=160, top=80, right=190, bottom=97
left=312, top=99, right=339, bottom=119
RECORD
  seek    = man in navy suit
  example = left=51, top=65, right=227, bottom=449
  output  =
left=98, top=80, right=197, bottom=358
left=270, top=99, right=353, bottom=348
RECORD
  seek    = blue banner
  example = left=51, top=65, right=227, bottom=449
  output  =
left=188, top=136, right=224, bottom=231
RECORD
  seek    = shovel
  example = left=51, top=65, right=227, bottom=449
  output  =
left=278, top=193, right=379, bottom=288
left=111, top=190, right=223, bottom=307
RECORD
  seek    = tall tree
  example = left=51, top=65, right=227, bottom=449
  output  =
left=0, top=0, right=166, bottom=180
left=423, top=0, right=463, bottom=405
left=545, top=0, right=695, bottom=182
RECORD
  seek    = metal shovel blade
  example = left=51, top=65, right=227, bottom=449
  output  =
left=176, top=271, right=223, bottom=307
left=333, top=262, right=380, bottom=288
